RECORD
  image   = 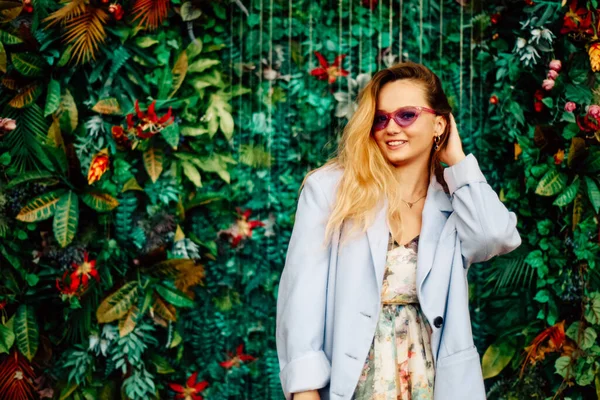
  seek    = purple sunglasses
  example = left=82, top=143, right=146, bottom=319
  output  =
left=372, top=106, right=437, bottom=131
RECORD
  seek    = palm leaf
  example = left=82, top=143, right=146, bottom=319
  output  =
left=131, top=0, right=169, bottom=30
left=53, top=190, right=79, bottom=247
left=96, top=281, right=139, bottom=323
left=16, top=189, right=66, bottom=222
left=61, top=6, right=109, bottom=65
left=43, top=0, right=86, bottom=27
left=488, top=254, right=533, bottom=292
left=14, top=305, right=38, bottom=361
left=2, top=104, right=51, bottom=172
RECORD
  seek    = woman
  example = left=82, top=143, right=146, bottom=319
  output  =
left=276, top=61, right=522, bottom=400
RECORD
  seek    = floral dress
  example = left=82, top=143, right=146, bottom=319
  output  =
left=352, top=232, right=435, bottom=400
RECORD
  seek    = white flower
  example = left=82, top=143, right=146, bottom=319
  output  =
left=334, top=73, right=371, bottom=120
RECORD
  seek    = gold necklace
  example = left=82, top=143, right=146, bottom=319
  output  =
left=401, top=194, right=426, bottom=209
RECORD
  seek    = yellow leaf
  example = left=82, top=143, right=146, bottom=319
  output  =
left=47, top=119, right=65, bottom=151
left=122, top=177, right=144, bottom=192
left=92, top=98, right=121, bottom=115
left=174, top=225, right=185, bottom=241
left=153, top=294, right=177, bottom=321
left=169, top=51, right=188, bottom=98
left=96, top=281, right=139, bottom=323
left=143, top=147, right=163, bottom=183
left=118, top=306, right=139, bottom=337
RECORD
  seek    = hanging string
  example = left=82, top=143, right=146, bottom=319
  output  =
left=359, top=2, right=362, bottom=73
left=369, top=0, right=373, bottom=74
left=348, top=0, right=353, bottom=119
left=469, top=0, right=474, bottom=145
left=267, top=0, right=273, bottom=209
left=377, top=0, right=382, bottom=71
left=339, top=0, right=343, bottom=94
left=389, top=0, right=393, bottom=61
left=459, top=0, right=464, bottom=132
left=399, top=0, right=403, bottom=62
left=419, top=0, right=423, bottom=63
left=439, top=0, right=443, bottom=77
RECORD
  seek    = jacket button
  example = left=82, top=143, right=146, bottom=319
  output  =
left=433, top=316, right=443, bottom=328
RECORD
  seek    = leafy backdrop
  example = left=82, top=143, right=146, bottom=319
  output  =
left=0, top=0, right=599, bottom=399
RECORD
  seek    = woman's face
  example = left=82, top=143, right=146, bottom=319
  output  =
left=372, top=79, right=442, bottom=167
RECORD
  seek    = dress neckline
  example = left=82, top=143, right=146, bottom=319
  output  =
left=390, top=232, right=420, bottom=248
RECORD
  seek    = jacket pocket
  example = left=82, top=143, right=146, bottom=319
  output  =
left=436, top=345, right=479, bottom=368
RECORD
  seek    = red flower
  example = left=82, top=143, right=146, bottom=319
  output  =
left=490, top=13, right=501, bottom=24
left=111, top=125, right=131, bottom=148
left=561, top=0, right=594, bottom=35
left=310, top=52, right=349, bottom=84
left=56, top=251, right=100, bottom=297
left=577, top=113, right=600, bottom=132
left=87, top=148, right=109, bottom=185
left=533, top=89, right=545, bottom=112
left=168, top=372, right=208, bottom=400
left=218, top=208, right=265, bottom=248
left=109, top=4, right=124, bottom=20
left=489, top=95, right=498, bottom=105
left=219, top=344, right=256, bottom=369
left=127, top=99, right=174, bottom=139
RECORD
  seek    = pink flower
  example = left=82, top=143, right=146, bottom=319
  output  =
left=0, top=118, right=16, bottom=132
left=542, top=79, right=555, bottom=91
left=588, top=104, right=600, bottom=117
left=564, top=102, right=576, bottom=112
left=549, top=59, right=562, bottom=72
left=547, top=69, right=559, bottom=80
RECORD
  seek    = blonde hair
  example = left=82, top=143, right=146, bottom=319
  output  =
left=300, top=61, right=454, bottom=249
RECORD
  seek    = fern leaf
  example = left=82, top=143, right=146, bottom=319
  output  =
left=131, top=0, right=170, bottom=30
left=61, top=6, right=109, bottom=65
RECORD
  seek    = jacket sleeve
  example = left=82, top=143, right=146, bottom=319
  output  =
left=443, top=153, right=522, bottom=268
left=276, top=173, right=332, bottom=400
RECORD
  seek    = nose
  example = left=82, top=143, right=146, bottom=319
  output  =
left=385, top=116, right=403, bottom=133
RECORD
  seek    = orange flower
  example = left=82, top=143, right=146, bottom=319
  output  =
left=219, top=344, right=256, bottom=369
left=514, top=143, right=522, bottom=160
left=520, top=321, right=567, bottom=377
left=554, top=149, right=565, bottom=165
left=111, top=125, right=131, bottom=148
left=87, top=148, right=109, bottom=184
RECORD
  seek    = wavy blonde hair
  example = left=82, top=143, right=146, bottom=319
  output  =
left=301, top=61, right=453, bottom=249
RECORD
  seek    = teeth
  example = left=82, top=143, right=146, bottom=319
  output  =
left=387, top=141, right=406, bottom=145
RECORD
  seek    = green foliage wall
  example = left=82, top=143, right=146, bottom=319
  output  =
left=3, top=0, right=599, bottom=399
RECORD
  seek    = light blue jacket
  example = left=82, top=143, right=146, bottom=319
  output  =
left=276, top=153, right=522, bottom=400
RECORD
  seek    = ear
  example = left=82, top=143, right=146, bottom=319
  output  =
left=434, top=114, right=447, bottom=135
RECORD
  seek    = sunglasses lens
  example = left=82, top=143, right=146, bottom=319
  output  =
left=394, top=109, right=418, bottom=126
left=373, top=115, right=389, bottom=130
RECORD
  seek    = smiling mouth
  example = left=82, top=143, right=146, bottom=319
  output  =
left=386, top=140, right=407, bottom=147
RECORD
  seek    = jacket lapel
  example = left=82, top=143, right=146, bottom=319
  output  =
left=365, top=173, right=453, bottom=296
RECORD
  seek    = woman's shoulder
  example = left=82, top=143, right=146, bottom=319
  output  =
left=306, top=162, right=344, bottom=188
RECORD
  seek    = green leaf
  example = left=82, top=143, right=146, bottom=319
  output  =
left=188, top=58, right=219, bottom=73
left=0, top=317, right=15, bottom=354
left=16, top=189, right=66, bottom=222
left=585, top=292, right=600, bottom=325
left=96, top=281, right=139, bottom=323
left=81, top=191, right=119, bottom=212
left=555, top=355, right=571, bottom=378
left=565, top=83, right=593, bottom=105
left=535, top=169, right=567, bottom=196
left=160, top=122, right=180, bottom=149
left=541, top=97, right=553, bottom=108
left=44, top=79, right=61, bottom=117
left=155, top=284, right=195, bottom=308
left=15, top=305, right=38, bottom=361
left=560, top=111, right=576, bottom=123
left=11, top=53, right=44, bottom=78
left=534, top=289, right=550, bottom=303
left=585, top=149, right=600, bottom=172
left=584, top=177, right=600, bottom=213
left=482, top=340, right=515, bottom=379
left=553, top=177, right=579, bottom=207
left=0, top=29, right=23, bottom=44
left=7, top=171, right=58, bottom=189
left=53, top=191, right=79, bottom=248
left=581, top=327, right=597, bottom=350
left=181, top=161, right=202, bottom=187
